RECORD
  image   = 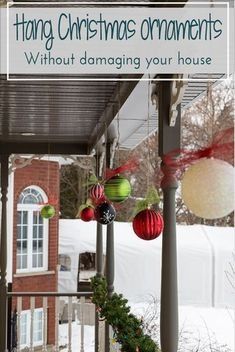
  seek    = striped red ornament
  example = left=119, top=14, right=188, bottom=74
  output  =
left=90, top=183, right=104, bottom=200
left=132, top=209, right=164, bottom=240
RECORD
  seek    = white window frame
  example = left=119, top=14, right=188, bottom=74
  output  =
left=16, top=185, right=49, bottom=274
left=20, top=308, right=44, bottom=349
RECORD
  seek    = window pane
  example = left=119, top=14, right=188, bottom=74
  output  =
left=19, top=187, right=44, bottom=205
left=35, top=330, right=42, bottom=342
left=17, top=241, right=21, bottom=251
left=17, top=211, right=28, bottom=270
left=38, top=240, right=43, bottom=252
left=22, top=240, right=27, bottom=253
left=17, top=226, right=21, bottom=239
left=23, top=226, right=27, bottom=239
left=31, top=188, right=38, bottom=196
left=33, top=226, right=37, bottom=239
left=22, top=255, right=27, bottom=269
left=38, top=254, right=43, bottom=267
left=38, top=226, right=43, bottom=238
left=20, top=314, right=27, bottom=345
left=33, top=212, right=38, bottom=225
left=33, top=311, right=43, bottom=343
left=31, top=210, right=44, bottom=269
left=32, top=255, right=37, bottom=268
left=24, top=194, right=38, bottom=204
left=33, top=240, right=37, bottom=252
left=39, top=215, right=43, bottom=224
left=23, top=211, right=28, bottom=224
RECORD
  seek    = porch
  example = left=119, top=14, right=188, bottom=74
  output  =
left=0, top=0, right=228, bottom=344
left=1, top=70, right=225, bottom=351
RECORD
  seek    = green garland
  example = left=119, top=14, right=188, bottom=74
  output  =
left=91, top=276, right=160, bottom=352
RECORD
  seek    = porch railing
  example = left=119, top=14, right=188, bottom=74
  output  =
left=6, top=291, right=107, bottom=352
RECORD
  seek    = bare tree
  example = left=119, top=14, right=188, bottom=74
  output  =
left=60, top=83, right=234, bottom=226
left=114, top=83, right=234, bottom=225
left=139, top=297, right=232, bottom=352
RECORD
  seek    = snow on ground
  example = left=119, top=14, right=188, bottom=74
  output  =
left=59, top=323, right=95, bottom=351
left=179, top=306, right=234, bottom=351
left=59, top=305, right=234, bottom=351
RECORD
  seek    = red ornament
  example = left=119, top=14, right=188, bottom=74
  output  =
left=90, top=183, right=104, bottom=200
left=132, top=209, right=164, bottom=240
left=80, top=206, right=95, bottom=222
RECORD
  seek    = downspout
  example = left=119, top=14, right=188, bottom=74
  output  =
left=105, top=141, right=115, bottom=352
left=95, top=151, right=104, bottom=352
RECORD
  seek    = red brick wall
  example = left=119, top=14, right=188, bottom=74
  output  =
left=12, top=159, right=60, bottom=345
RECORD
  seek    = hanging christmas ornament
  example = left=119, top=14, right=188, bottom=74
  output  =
left=162, top=128, right=234, bottom=220
left=104, top=175, right=131, bottom=203
left=132, top=186, right=160, bottom=217
left=41, top=204, right=56, bottom=219
left=40, top=144, right=57, bottom=220
left=90, top=183, right=104, bottom=200
left=182, top=158, right=234, bottom=219
left=132, top=208, right=164, bottom=240
left=80, top=206, right=95, bottom=222
left=95, top=201, right=116, bottom=225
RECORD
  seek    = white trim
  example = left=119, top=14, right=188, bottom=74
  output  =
left=16, top=185, right=49, bottom=274
left=18, top=185, right=48, bottom=205
left=14, top=270, right=55, bottom=278
left=7, top=171, right=14, bottom=283
left=19, top=308, right=44, bottom=349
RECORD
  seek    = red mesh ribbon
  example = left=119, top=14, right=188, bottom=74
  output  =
left=40, top=196, right=58, bottom=206
left=163, top=128, right=234, bottom=178
left=105, top=158, right=139, bottom=180
left=92, top=195, right=107, bottom=206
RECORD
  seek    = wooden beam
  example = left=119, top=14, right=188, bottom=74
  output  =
left=0, top=142, right=88, bottom=155
left=88, top=76, right=142, bottom=153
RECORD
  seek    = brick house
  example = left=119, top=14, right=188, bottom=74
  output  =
left=10, top=159, right=60, bottom=349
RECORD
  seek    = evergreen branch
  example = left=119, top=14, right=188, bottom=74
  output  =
left=91, top=276, right=160, bottom=352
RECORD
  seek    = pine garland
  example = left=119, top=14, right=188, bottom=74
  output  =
left=91, top=276, right=160, bottom=352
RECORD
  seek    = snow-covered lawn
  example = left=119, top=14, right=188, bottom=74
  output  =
left=59, top=304, right=234, bottom=351
left=59, top=323, right=95, bottom=351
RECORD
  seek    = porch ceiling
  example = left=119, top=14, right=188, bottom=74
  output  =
left=0, top=75, right=141, bottom=155
left=0, top=73, right=225, bottom=155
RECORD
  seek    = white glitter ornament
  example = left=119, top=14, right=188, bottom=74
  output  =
left=181, top=158, right=234, bottom=219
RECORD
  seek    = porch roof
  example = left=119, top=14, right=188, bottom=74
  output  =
left=0, top=0, right=227, bottom=155
left=0, top=73, right=224, bottom=155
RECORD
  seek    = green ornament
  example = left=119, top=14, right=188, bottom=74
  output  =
left=104, top=175, right=131, bottom=203
left=40, top=205, right=56, bottom=219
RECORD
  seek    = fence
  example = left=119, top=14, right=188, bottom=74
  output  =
left=6, top=291, right=103, bottom=352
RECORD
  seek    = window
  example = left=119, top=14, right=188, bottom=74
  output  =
left=59, top=254, right=71, bottom=271
left=17, top=186, right=48, bottom=273
left=77, top=252, right=97, bottom=291
left=20, top=309, right=43, bottom=348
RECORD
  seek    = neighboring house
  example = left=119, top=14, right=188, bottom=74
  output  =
left=9, top=159, right=60, bottom=349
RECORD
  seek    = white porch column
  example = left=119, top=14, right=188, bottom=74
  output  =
left=0, top=154, right=9, bottom=352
